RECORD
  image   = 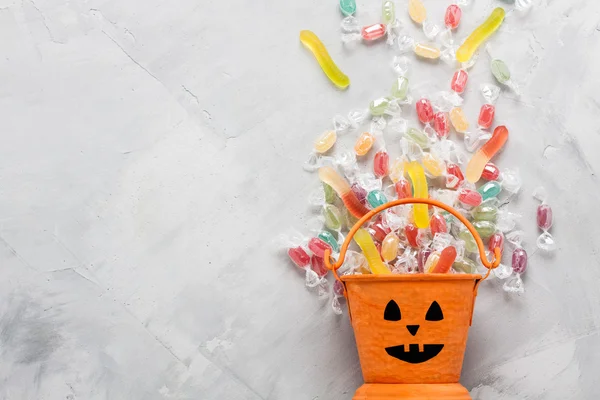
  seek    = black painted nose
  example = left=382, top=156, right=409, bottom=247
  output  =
left=406, top=325, right=420, bottom=336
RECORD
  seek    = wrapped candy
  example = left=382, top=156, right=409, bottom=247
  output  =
left=481, top=162, right=500, bottom=181
left=430, top=211, right=449, bottom=236
left=486, top=44, right=521, bottom=95
left=422, top=152, right=446, bottom=178
left=339, top=0, right=356, bottom=16
left=496, top=209, right=522, bottom=233
left=373, top=150, right=390, bottom=178
left=415, top=98, right=437, bottom=143
left=457, top=187, right=482, bottom=208
left=503, top=230, right=528, bottom=293
left=448, top=106, right=468, bottom=135
left=317, top=230, right=340, bottom=253
left=436, top=0, right=472, bottom=61
left=487, top=232, right=511, bottom=279
left=404, top=127, right=430, bottom=149
left=355, top=132, right=376, bottom=156
left=331, top=279, right=345, bottom=315
left=453, top=257, right=478, bottom=274
left=362, top=23, right=387, bottom=41
left=417, top=247, right=432, bottom=272
left=308, top=191, right=345, bottom=230
left=478, top=180, right=502, bottom=201
left=381, top=231, right=402, bottom=262
left=458, top=229, right=478, bottom=253
left=533, top=186, right=556, bottom=251
left=450, top=69, right=469, bottom=95
left=382, top=0, right=403, bottom=46
left=500, top=168, right=522, bottom=194
left=472, top=201, right=498, bottom=222
left=342, top=19, right=388, bottom=43
left=394, top=247, right=419, bottom=273
left=367, top=189, right=388, bottom=208
left=397, top=35, right=442, bottom=60
left=347, top=108, right=370, bottom=130
left=390, top=56, right=413, bottom=103
left=369, top=98, right=390, bottom=118
left=303, top=113, right=356, bottom=172
left=473, top=220, right=496, bottom=239
left=444, top=4, right=463, bottom=30
left=478, top=84, right=501, bottom=129
left=340, top=16, right=361, bottom=43
left=429, top=91, right=464, bottom=139
left=445, top=162, right=465, bottom=189
left=408, top=0, right=441, bottom=39
left=278, top=231, right=329, bottom=293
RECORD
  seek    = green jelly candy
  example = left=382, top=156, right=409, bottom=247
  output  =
left=318, top=231, right=339, bottom=252
left=473, top=220, right=496, bottom=239
left=369, top=97, right=390, bottom=116
left=491, top=59, right=511, bottom=84
left=478, top=181, right=502, bottom=200
left=405, top=127, right=429, bottom=148
left=391, top=76, right=409, bottom=100
left=458, top=230, right=478, bottom=253
left=323, top=204, right=342, bottom=231
left=367, top=190, right=387, bottom=208
left=473, top=204, right=498, bottom=221
left=323, top=183, right=337, bottom=204
left=339, top=0, right=356, bottom=16
left=382, top=1, right=396, bottom=24
left=453, top=258, right=478, bottom=274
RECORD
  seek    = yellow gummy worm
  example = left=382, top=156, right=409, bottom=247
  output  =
left=406, top=161, right=430, bottom=229
left=354, top=229, right=391, bottom=274
left=456, top=8, right=505, bottom=63
left=300, top=30, right=350, bottom=90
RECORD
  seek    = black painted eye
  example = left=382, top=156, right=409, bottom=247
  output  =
left=384, top=300, right=401, bottom=321
left=425, top=301, right=443, bottom=321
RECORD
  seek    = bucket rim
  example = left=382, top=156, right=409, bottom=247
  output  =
left=341, top=273, right=482, bottom=283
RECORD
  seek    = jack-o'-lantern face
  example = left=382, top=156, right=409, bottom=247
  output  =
left=383, top=299, right=444, bottom=364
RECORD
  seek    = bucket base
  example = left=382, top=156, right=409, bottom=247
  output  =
left=353, top=383, right=471, bottom=399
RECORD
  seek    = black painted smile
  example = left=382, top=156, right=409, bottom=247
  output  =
left=385, top=344, right=444, bottom=364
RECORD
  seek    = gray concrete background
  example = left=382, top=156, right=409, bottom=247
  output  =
left=1, top=0, right=599, bottom=398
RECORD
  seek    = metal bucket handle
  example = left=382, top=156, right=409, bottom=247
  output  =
left=324, top=198, right=502, bottom=294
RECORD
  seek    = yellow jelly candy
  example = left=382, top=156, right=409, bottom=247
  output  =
left=354, top=132, right=375, bottom=156
left=456, top=8, right=505, bottom=63
left=300, top=30, right=350, bottom=90
left=314, top=130, right=337, bottom=153
left=449, top=107, right=469, bottom=133
left=414, top=43, right=441, bottom=59
left=354, top=229, right=391, bottom=274
left=406, top=161, right=430, bottom=229
left=408, top=0, right=427, bottom=24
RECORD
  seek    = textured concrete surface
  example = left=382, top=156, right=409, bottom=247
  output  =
left=1, top=0, right=599, bottom=399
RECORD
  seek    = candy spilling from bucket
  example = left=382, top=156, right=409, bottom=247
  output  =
left=324, top=199, right=501, bottom=398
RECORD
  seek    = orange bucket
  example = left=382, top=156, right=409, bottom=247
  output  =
left=324, top=199, right=501, bottom=400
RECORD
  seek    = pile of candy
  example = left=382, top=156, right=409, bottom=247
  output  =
left=288, top=0, right=553, bottom=314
